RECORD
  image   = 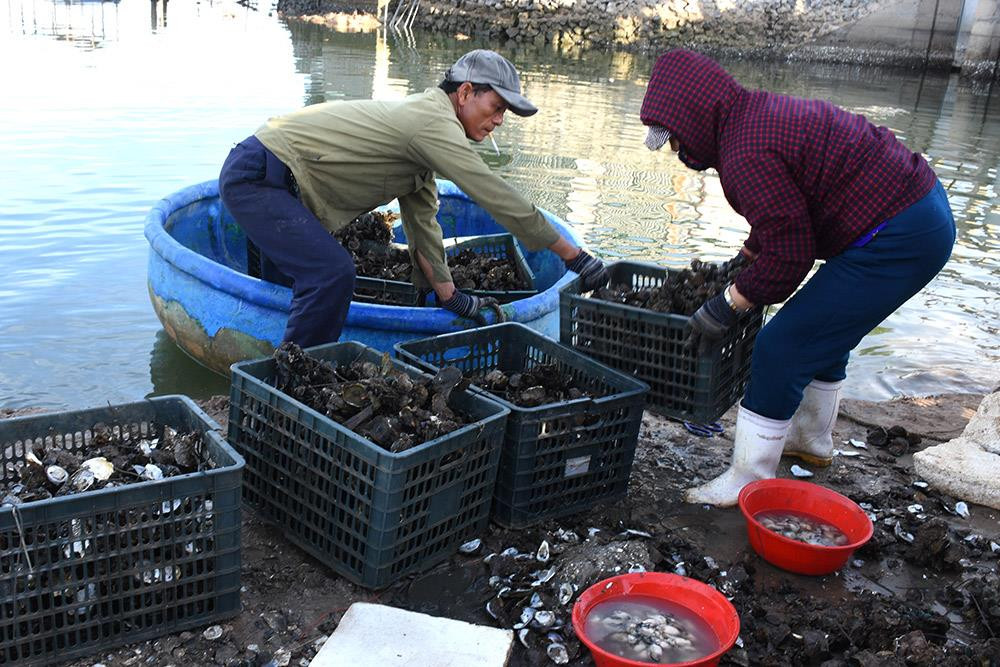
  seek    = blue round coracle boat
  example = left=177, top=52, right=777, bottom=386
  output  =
left=144, top=179, right=583, bottom=374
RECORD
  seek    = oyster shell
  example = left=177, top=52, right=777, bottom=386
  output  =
left=81, top=457, right=114, bottom=482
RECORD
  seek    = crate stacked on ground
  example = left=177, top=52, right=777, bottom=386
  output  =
left=560, top=261, right=764, bottom=424
left=0, top=396, right=243, bottom=667
left=395, top=323, right=648, bottom=528
left=227, top=341, right=508, bottom=588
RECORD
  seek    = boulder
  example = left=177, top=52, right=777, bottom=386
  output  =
left=913, top=392, right=1000, bottom=510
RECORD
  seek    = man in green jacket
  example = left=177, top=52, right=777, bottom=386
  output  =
left=219, top=49, right=608, bottom=347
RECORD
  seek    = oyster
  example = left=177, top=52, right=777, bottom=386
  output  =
left=557, top=583, right=574, bottom=605
left=458, top=539, right=482, bottom=554
left=46, top=465, right=69, bottom=486
left=546, top=641, right=569, bottom=665
left=69, top=468, right=96, bottom=493
left=81, top=457, right=114, bottom=482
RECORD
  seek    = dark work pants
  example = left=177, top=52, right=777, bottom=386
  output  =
left=219, top=136, right=356, bottom=347
left=742, top=181, right=956, bottom=420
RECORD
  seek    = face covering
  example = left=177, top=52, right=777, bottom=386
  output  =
left=678, top=147, right=709, bottom=171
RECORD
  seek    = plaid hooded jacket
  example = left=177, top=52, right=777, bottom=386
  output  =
left=640, top=50, right=937, bottom=305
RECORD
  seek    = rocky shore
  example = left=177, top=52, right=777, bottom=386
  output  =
left=274, top=0, right=1000, bottom=75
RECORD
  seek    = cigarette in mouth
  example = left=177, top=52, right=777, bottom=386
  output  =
left=488, top=134, right=500, bottom=156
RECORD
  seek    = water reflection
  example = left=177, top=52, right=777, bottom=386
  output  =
left=147, top=330, right=230, bottom=400
left=150, top=0, right=166, bottom=31
left=0, top=0, right=997, bottom=410
left=8, top=0, right=122, bottom=50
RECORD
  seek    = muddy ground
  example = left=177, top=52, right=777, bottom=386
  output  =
left=21, top=391, right=995, bottom=666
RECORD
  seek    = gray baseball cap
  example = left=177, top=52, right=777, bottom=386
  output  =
left=444, top=50, right=538, bottom=117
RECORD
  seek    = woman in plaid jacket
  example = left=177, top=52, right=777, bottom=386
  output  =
left=641, top=50, right=956, bottom=507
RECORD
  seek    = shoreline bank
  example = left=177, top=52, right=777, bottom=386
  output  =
left=278, top=0, right=1000, bottom=81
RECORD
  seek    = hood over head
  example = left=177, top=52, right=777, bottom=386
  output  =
left=640, top=50, right=744, bottom=170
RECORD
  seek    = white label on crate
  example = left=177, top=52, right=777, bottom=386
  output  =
left=564, top=455, right=591, bottom=478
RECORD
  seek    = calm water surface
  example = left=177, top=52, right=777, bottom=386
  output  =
left=1, top=0, right=998, bottom=410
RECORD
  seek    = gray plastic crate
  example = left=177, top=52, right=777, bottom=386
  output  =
left=560, top=261, right=763, bottom=424
left=227, top=342, right=508, bottom=589
left=0, top=396, right=243, bottom=667
left=396, top=323, right=648, bottom=528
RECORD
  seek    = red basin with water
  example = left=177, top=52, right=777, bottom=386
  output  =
left=571, top=572, right=740, bottom=667
left=738, top=478, right=874, bottom=575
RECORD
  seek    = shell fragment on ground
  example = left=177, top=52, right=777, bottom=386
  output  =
left=913, top=391, right=1000, bottom=510
left=309, top=602, right=514, bottom=666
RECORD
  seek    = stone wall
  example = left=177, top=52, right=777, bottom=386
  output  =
left=416, top=0, right=894, bottom=53
left=279, top=0, right=380, bottom=14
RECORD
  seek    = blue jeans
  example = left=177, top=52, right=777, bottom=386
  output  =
left=742, top=181, right=956, bottom=420
left=219, top=136, right=356, bottom=347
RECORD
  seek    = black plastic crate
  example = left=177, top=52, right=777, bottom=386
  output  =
left=352, top=234, right=537, bottom=306
left=352, top=275, right=422, bottom=306
left=227, top=342, right=508, bottom=588
left=396, top=323, right=648, bottom=528
left=560, top=261, right=764, bottom=424
left=445, top=233, right=537, bottom=304
left=350, top=241, right=421, bottom=306
left=0, top=396, right=243, bottom=667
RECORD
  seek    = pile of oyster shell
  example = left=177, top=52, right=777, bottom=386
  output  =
left=866, top=423, right=922, bottom=457
left=333, top=211, right=395, bottom=255
left=448, top=248, right=529, bottom=293
left=470, top=362, right=600, bottom=408
left=592, top=255, right=749, bottom=316
left=755, top=511, right=849, bottom=547
left=333, top=211, right=413, bottom=288
left=274, top=342, right=473, bottom=453
left=2, top=423, right=215, bottom=506
left=333, top=213, right=529, bottom=294
left=459, top=533, right=582, bottom=665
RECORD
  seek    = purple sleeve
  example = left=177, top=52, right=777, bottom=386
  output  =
left=724, top=153, right=816, bottom=305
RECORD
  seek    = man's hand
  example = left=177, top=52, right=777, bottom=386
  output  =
left=441, top=291, right=506, bottom=325
left=565, top=250, right=609, bottom=292
left=689, top=289, right=738, bottom=353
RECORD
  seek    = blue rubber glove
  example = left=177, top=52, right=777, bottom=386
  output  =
left=566, top=250, right=609, bottom=292
left=689, top=290, right=738, bottom=353
left=441, top=291, right=505, bottom=325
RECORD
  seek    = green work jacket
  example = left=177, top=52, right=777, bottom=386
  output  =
left=254, top=87, right=561, bottom=287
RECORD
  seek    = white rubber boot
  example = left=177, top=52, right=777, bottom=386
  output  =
left=783, top=379, right=843, bottom=467
left=684, top=405, right=790, bottom=507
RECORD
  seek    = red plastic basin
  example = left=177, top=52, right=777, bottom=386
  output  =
left=571, top=572, right=740, bottom=667
left=738, top=478, right=874, bottom=575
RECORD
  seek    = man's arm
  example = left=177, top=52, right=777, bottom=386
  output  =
left=405, top=120, right=562, bottom=253
left=397, top=178, right=448, bottom=296
left=400, top=119, right=607, bottom=299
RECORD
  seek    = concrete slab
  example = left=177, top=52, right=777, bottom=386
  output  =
left=913, top=392, right=1000, bottom=510
left=955, top=392, right=1000, bottom=455
left=913, top=438, right=1000, bottom=510
left=309, top=602, right=514, bottom=667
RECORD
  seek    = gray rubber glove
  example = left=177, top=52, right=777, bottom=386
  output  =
left=565, top=250, right=609, bottom=292
left=723, top=251, right=750, bottom=274
left=688, top=290, right=738, bottom=354
left=441, top=291, right=506, bottom=325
